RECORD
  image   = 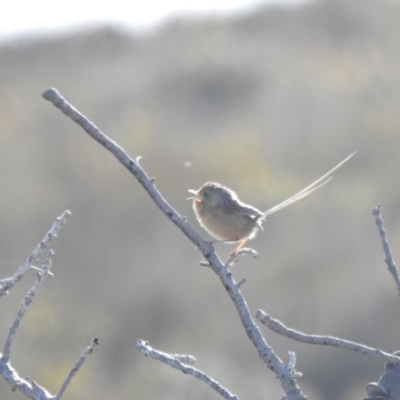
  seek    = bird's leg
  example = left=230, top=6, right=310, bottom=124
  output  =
left=229, top=238, right=250, bottom=257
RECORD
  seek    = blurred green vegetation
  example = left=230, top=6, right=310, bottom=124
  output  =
left=1, top=0, right=400, bottom=399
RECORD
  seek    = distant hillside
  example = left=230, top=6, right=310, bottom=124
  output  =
left=0, top=1, right=400, bottom=399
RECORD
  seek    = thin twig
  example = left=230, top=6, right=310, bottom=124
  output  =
left=55, top=338, right=100, bottom=400
left=0, top=250, right=56, bottom=399
left=256, top=310, right=400, bottom=365
left=287, top=351, right=302, bottom=378
left=0, top=210, right=71, bottom=298
left=372, top=204, right=400, bottom=299
left=3, top=250, right=54, bottom=361
left=0, top=210, right=95, bottom=399
left=43, top=88, right=307, bottom=400
left=136, top=340, right=237, bottom=400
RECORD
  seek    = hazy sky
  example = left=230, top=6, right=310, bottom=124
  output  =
left=1, top=0, right=307, bottom=40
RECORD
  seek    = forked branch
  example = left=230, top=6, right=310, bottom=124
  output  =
left=0, top=212, right=98, bottom=399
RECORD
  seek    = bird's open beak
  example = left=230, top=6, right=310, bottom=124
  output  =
left=187, top=189, right=202, bottom=202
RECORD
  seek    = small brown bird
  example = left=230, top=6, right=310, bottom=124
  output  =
left=188, top=153, right=354, bottom=256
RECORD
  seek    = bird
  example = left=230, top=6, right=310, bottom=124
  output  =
left=188, top=152, right=355, bottom=256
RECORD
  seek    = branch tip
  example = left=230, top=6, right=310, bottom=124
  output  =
left=56, top=338, right=99, bottom=399
left=236, top=278, right=246, bottom=289
left=42, top=87, right=60, bottom=101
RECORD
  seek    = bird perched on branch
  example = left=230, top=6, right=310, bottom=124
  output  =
left=188, top=152, right=355, bottom=256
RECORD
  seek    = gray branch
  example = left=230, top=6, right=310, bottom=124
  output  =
left=0, top=210, right=71, bottom=298
left=42, top=87, right=307, bottom=400
left=0, top=358, right=53, bottom=400
left=372, top=204, right=400, bottom=299
left=55, top=338, right=100, bottom=400
left=256, top=310, right=400, bottom=365
left=3, top=250, right=54, bottom=361
left=0, top=250, right=56, bottom=400
left=136, top=340, right=238, bottom=400
left=0, top=212, right=99, bottom=399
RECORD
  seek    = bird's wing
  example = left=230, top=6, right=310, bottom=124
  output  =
left=228, top=202, right=264, bottom=219
left=264, top=152, right=355, bottom=217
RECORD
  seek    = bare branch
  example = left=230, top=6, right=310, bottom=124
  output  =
left=0, top=249, right=56, bottom=400
left=256, top=310, right=400, bottom=365
left=0, top=211, right=97, bottom=399
left=3, top=250, right=54, bottom=361
left=136, top=340, right=237, bottom=400
left=0, top=359, right=53, bottom=400
left=55, top=338, right=100, bottom=400
left=43, top=88, right=307, bottom=400
left=372, top=204, right=400, bottom=299
left=41, top=89, right=201, bottom=248
left=0, top=210, right=71, bottom=298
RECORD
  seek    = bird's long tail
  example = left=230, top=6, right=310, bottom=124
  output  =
left=264, top=152, right=355, bottom=217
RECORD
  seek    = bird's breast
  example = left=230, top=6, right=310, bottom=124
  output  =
left=194, top=203, right=261, bottom=241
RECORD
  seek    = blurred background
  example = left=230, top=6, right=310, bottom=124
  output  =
left=1, top=0, right=400, bottom=399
